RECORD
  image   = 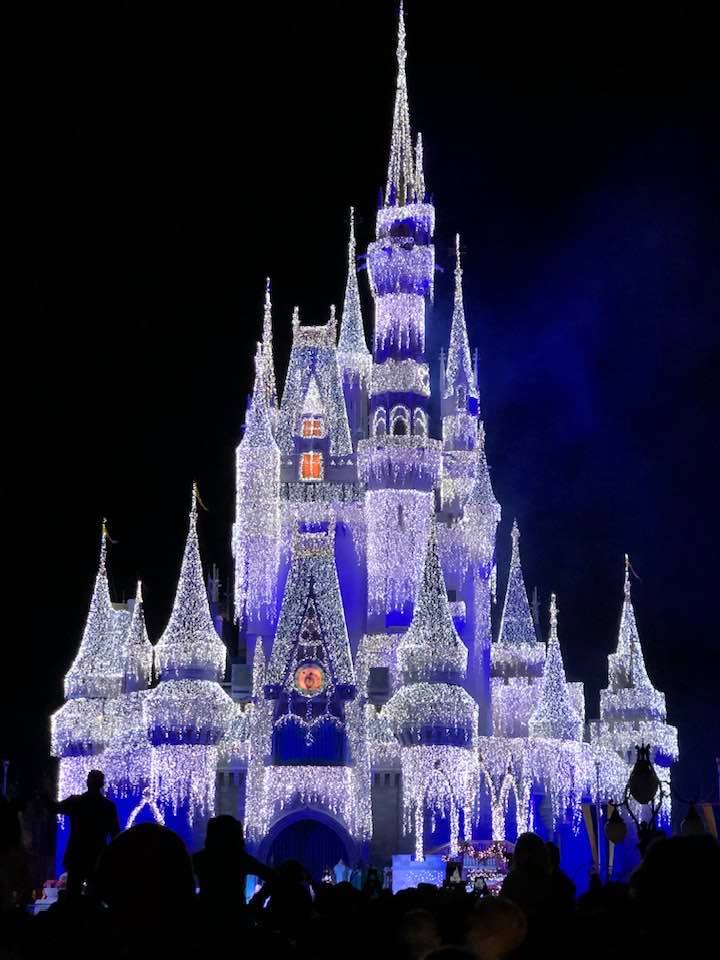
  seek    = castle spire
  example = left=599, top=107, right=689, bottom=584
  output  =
left=122, top=580, right=153, bottom=692
left=385, top=2, right=415, bottom=205
left=464, top=423, right=500, bottom=523
left=154, top=486, right=227, bottom=681
left=445, top=234, right=477, bottom=398
left=529, top=594, right=582, bottom=740
left=64, top=519, right=127, bottom=699
left=337, top=208, right=371, bottom=390
left=414, top=132, right=425, bottom=202
left=497, top=520, right=538, bottom=646
left=338, top=209, right=369, bottom=355
left=397, top=521, right=468, bottom=682
left=241, top=342, right=278, bottom=450
left=613, top=554, right=653, bottom=687
left=261, top=278, right=278, bottom=413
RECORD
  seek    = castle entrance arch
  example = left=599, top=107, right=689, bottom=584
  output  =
left=260, top=810, right=354, bottom=882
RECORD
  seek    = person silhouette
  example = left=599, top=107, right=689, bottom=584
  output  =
left=193, top=814, right=271, bottom=908
left=53, top=769, right=119, bottom=897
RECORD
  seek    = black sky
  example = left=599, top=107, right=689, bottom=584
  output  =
left=6, top=3, right=719, bottom=806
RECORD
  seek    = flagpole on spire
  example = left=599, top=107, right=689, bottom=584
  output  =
left=100, top=518, right=109, bottom=573
left=624, top=553, right=631, bottom=598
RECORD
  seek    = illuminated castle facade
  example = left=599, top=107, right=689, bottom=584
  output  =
left=51, top=7, right=678, bottom=882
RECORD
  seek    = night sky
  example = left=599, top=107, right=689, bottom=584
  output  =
left=6, top=3, right=718, bottom=808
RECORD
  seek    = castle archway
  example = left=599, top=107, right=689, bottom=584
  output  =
left=259, top=809, right=355, bottom=882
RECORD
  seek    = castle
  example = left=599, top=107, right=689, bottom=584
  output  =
left=51, top=6, right=678, bottom=887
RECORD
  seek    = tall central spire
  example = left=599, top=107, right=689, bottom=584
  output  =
left=385, top=2, right=415, bottom=205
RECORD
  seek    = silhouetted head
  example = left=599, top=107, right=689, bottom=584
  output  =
left=466, top=896, right=527, bottom=959
left=204, top=814, right=245, bottom=854
left=511, top=832, right=549, bottom=872
left=86, top=770, right=105, bottom=793
left=99, top=823, right=194, bottom=924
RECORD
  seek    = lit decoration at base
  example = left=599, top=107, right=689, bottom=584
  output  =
left=400, top=746, right=479, bottom=860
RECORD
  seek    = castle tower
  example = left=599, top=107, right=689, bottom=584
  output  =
left=386, top=524, right=478, bottom=859
left=147, top=488, right=234, bottom=837
left=590, top=557, right=678, bottom=815
left=103, top=581, right=154, bottom=820
left=360, top=3, right=441, bottom=625
left=51, top=523, right=131, bottom=799
left=490, top=521, right=545, bottom=736
left=245, top=525, right=369, bottom=847
left=233, top=337, right=281, bottom=628
left=50, top=523, right=132, bottom=867
left=441, top=235, right=480, bottom=514
left=337, top=208, right=372, bottom=448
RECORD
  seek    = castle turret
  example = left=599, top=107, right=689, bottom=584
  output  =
left=490, top=521, right=545, bottom=736
left=590, top=557, right=678, bottom=778
left=233, top=340, right=281, bottom=624
left=360, top=3, right=440, bottom=624
left=337, top=208, right=371, bottom=447
left=103, top=581, right=154, bottom=811
left=528, top=595, right=583, bottom=741
left=122, top=581, right=154, bottom=693
left=147, top=488, right=234, bottom=829
left=51, top=523, right=131, bottom=800
left=385, top=524, right=478, bottom=859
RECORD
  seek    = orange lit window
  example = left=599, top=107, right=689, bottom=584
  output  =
left=300, top=451, right=323, bottom=481
left=301, top=417, right=324, bottom=438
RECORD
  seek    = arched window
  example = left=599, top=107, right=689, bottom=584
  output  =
left=413, top=409, right=427, bottom=437
left=456, top=384, right=467, bottom=411
left=390, top=405, right=409, bottom=437
left=373, top=407, right=387, bottom=438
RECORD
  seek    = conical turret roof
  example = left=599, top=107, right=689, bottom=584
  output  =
left=529, top=595, right=582, bottom=740
left=154, top=487, right=227, bottom=681
left=601, top=555, right=667, bottom=720
left=337, top=208, right=370, bottom=364
left=445, top=235, right=477, bottom=398
left=397, top=522, right=468, bottom=683
left=122, top=581, right=154, bottom=692
left=65, top=522, right=128, bottom=699
left=240, top=342, right=278, bottom=451
left=497, top=521, right=538, bottom=647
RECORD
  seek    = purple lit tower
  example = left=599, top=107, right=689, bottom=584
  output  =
left=51, top=5, right=677, bottom=890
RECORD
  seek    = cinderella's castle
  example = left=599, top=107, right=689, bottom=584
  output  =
left=51, top=6, right=678, bottom=886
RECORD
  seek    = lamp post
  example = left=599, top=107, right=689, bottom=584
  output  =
left=605, top=743, right=710, bottom=854
left=604, top=743, right=669, bottom=855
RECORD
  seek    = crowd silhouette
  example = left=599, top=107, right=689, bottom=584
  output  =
left=1, top=773, right=718, bottom=960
